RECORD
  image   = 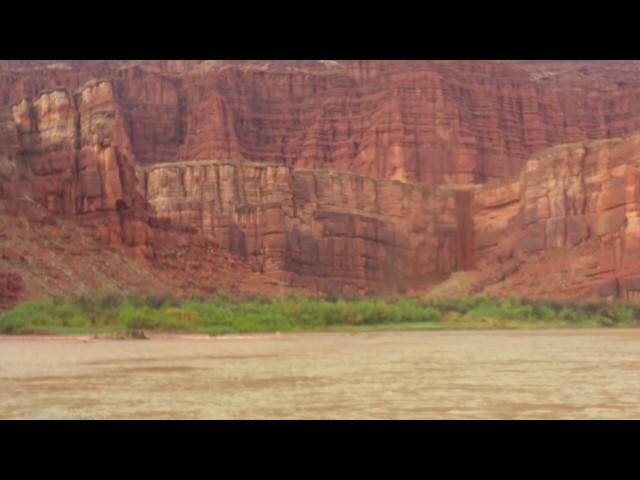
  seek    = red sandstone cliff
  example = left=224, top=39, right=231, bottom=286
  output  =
left=468, top=133, right=640, bottom=300
left=0, top=74, right=306, bottom=308
left=141, top=160, right=462, bottom=295
left=3, top=60, right=640, bottom=307
left=5, top=60, right=640, bottom=183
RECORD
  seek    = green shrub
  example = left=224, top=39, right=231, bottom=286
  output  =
left=535, top=305, right=556, bottom=321
left=558, top=307, right=585, bottom=323
left=119, top=305, right=159, bottom=330
left=596, top=315, right=615, bottom=327
left=583, top=301, right=608, bottom=317
left=415, top=306, right=442, bottom=322
left=4, top=293, right=640, bottom=335
left=96, top=292, right=123, bottom=310
left=466, top=303, right=503, bottom=320
left=612, top=307, right=634, bottom=324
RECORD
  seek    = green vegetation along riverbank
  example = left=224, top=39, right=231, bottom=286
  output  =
left=1, top=294, right=640, bottom=336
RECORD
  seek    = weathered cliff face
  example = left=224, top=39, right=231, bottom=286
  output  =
left=0, top=80, right=304, bottom=307
left=4, top=60, right=640, bottom=185
left=10, top=82, right=135, bottom=210
left=1, top=81, right=153, bottom=256
left=470, top=133, right=640, bottom=299
left=171, top=60, right=640, bottom=185
left=142, top=161, right=465, bottom=295
left=3, top=60, right=640, bottom=306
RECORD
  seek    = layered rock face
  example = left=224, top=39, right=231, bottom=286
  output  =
left=5, top=61, right=640, bottom=185
left=170, top=60, right=640, bottom=184
left=470, top=134, right=640, bottom=299
left=1, top=80, right=153, bottom=255
left=142, top=161, right=466, bottom=295
left=4, top=60, right=640, bottom=306
left=0, top=79, right=303, bottom=306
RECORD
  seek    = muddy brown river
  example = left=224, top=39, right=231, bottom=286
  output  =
left=1, top=329, right=639, bottom=419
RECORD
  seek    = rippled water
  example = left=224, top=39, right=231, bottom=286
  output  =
left=1, top=329, right=640, bottom=419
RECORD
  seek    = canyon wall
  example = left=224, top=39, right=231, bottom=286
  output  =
left=4, top=61, right=640, bottom=185
left=142, top=161, right=466, bottom=295
left=3, top=61, right=640, bottom=306
left=0, top=81, right=303, bottom=306
left=1, top=80, right=153, bottom=251
left=0, top=77, right=474, bottom=300
left=471, top=134, right=640, bottom=299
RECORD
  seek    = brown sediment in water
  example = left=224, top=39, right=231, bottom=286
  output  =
left=1, top=329, right=640, bottom=420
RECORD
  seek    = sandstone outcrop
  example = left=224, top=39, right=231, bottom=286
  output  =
left=141, top=160, right=465, bottom=295
left=3, top=60, right=640, bottom=305
left=470, top=134, right=640, bottom=299
left=0, top=76, right=314, bottom=309
left=5, top=61, right=640, bottom=185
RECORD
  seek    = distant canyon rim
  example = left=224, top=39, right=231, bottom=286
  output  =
left=3, top=60, right=640, bottom=310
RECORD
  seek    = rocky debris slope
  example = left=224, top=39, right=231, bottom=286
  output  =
left=0, top=195, right=298, bottom=308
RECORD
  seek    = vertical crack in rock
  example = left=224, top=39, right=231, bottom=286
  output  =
left=454, top=188, right=475, bottom=271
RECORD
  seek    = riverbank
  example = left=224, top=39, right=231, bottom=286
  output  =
left=0, top=322, right=634, bottom=342
left=1, top=294, right=639, bottom=336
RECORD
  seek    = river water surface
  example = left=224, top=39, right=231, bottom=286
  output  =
left=1, top=329, right=640, bottom=419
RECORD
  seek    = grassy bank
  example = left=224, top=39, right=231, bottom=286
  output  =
left=1, top=294, right=640, bottom=336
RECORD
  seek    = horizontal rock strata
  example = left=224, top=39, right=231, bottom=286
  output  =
left=4, top=61, right=640, bottom=185
left=141, top=160, right=467, bottom=295
left=471, top=134, right=640, bottom=299
left=3, top=61, right=640, bottom=305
